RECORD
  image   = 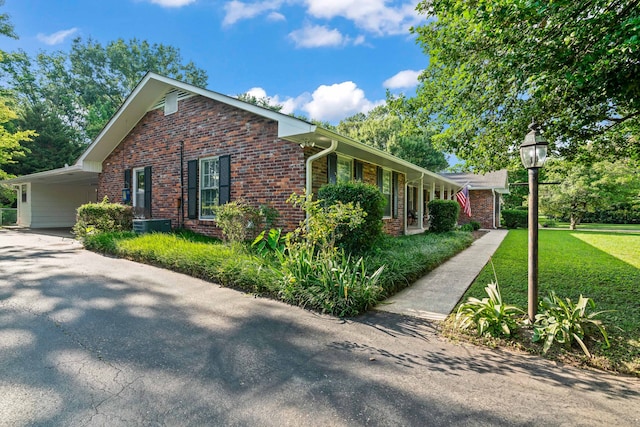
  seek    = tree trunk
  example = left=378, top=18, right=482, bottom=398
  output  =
left=570, top=215, right=577, bottom=230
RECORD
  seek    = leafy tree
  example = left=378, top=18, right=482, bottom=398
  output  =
left=0, top=1, right=36, bottom=205
left=2, top=37, right=209, bottom=148
left=540, top=159, right=640, bottom=229
left=337, top=105, right=448, bottom=171
left=399, top=0, right=640, bottom=170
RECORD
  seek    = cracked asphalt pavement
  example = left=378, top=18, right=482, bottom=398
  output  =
left=1, top=229, right=639, bottom=426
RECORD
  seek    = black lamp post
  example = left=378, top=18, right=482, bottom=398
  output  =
left=520, top=121, right=549, bottom=322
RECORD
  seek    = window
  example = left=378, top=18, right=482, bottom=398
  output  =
left=21, top=184, right=27, bottom=203
left=133, top=168, right=145, bottom=209
left=381, top=169, right=391, bottom=217
left=200, top=156, right=220, bottom=219
left=337, top=155, right=353, bottom=183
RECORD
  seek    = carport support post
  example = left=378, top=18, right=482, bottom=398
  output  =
left=527, top=167, right=539, bottom=322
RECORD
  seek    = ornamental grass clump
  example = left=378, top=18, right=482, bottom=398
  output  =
left=533, top=291, right=611, bottom=358
left=455, top=282, right=524, bottom=338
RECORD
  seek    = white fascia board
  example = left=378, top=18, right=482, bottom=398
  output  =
left=0, top=164, right=86, bottom=185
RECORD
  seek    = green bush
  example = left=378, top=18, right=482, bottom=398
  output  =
left=455, top=282, right=524, bottom=337
left=533, top=291, right=611, bottom=357
left=470, top=220, right=481, bottom=230
left=428, top=199, right=460, bottom=232
left=213, top=200, right=260, bottom=244
left=1, top=208, right=17, bottom=225
left=318, top=181, right=385, bottom=254
left=502, top=209, right=528, bottom=229
left=459, top=223, right=475, bottom=232
left=73, top=197, right=133, bottom=240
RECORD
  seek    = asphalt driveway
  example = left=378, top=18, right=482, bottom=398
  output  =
left=0, top=229, right=638, bottom=426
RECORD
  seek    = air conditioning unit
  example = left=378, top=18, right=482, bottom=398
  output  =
left=132, top=219, right=172, bottom=234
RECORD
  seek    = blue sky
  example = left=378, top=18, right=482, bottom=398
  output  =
left=2, top=0, right=429, bottom=124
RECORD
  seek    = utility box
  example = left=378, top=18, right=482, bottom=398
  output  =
left=133, top=219, right=172, bottom=234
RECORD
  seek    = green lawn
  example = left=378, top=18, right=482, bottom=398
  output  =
left=462, top=229, right=640, bottom=376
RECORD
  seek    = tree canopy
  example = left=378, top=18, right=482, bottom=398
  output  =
left=2, top=37, right=208, bottom=146
left=337, top=105, right=448, bottom=172
left=398, top=0, right=640, bottom=170
left=540, top=158, right=640, bottom=229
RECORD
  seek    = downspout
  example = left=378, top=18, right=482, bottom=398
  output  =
left=305, top=139, right=338, bottom=196
left=305, top=139, right=338, bottom=220
left=180, top=140, right=184, bottom=229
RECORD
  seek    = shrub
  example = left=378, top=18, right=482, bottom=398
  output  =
left=469, top=220, right=481, bottom=230
left=73, top=197, right=133, bottom=240
left=213, top=200, right=260, bottom=244
left=428, top=199, right=460, bottom=232
left=252, top=228, right=285, bottom=257
left=502, top=209, right=528, bottom=229
left=455, top=282, right=524, bottom=337
left=459, top=223, right=475, bottom=232
left=318, top=181, right=385, bottom=254
left=533, top=292, right=611, bottom=357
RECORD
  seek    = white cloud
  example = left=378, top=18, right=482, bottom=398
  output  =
left=288, top=24, right=345, bottom=48
left=36, top=28, right=79, bottom=45
left=239, top=82, right=382, bottom=122
left=223, top=0, right=285, bottom=26
left=302, top=81, right=381, bottom=122
left=304, top=0, right=423, bottom=36
left=267, top=11, right=286, bottom=21
left=148, top=0, right=196, bottom=7
left=383, top=69, right=422, bottom=89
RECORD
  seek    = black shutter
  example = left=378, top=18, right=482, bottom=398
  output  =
left=219, top=155, right=231, bottom=205
left=376, top=166, right=383, bottom=190
left=354, top=160, right=363, bottom=181
left=327, top=153, right=337, bottom=184
left=144, top=166, right=152, bottom=218
left=187, top=160, right=198, bottom=219
left=392, top=172, right=399, bottom=219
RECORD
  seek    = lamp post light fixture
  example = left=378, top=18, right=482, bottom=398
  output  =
left=520, top=120, right=549, bottom=322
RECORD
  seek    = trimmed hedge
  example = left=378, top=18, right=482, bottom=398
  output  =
left=502, top=209, right=528, bottom=229
left=428, top=199, right=460, bottom=232
left=318, top=181, right=385, bottom=254
left=73, top=197, right=133, bottom=239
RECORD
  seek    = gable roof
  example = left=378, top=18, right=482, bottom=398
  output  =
left=443, top=170, right=509, bottom=193
left=2, top=73, right=461, bottom=191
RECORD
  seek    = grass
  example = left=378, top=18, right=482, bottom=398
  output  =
left=456, top=229, right=640, bottom=376
left=84, top=229, right=474, bottom=316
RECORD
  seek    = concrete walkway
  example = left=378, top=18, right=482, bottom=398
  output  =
left=376, top=229, right=509, bottom=321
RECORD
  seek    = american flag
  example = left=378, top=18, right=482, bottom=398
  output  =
left=456, top=186, right=472, bottom=217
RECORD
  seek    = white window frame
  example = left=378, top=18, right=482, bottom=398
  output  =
left=199, top=156, right=220, bottom=220
left=382, top=168, right=392, bottom=218
left=336, top=154, right=353, bottom=184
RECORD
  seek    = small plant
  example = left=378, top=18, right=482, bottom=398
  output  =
left=532, top=292, right=611, bottom=357
left=213, top=200, right=259, bottom=244
left=455, top=282, right=524, bottom=337
left=459, top=223, right=474, bottom=232
left=469, top=220, right=481, bottom=230
left=252, top=228, right=285, bottom=257
left=542, top=218, right=557, bottom=228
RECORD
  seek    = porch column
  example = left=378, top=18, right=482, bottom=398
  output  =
left=419, top=176, right=424, bottom=230
left=440, top=185, right=445, bottom=200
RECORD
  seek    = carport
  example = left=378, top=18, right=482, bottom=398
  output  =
left=1, top=165, right=98, bottom=228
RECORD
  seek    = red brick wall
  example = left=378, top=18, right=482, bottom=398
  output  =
left=99, top=95, right=306, bottom=238
left=457, top=189, right=496, bottom=229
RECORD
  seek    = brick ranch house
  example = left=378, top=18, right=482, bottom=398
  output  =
left=443, top=170, right=510, bottom=229
left=2, top=73, right=467, bottom=237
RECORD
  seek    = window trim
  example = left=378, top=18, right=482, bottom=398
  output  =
left=199, top=156, right=220, bottom=220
